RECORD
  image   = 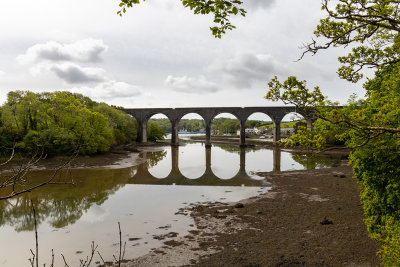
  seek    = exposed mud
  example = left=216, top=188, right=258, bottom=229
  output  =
left=0, top=143, right=168, bottom=172
left=123, top=162, right=381, bottom=267
left=0, top=142, right=380, bottom=266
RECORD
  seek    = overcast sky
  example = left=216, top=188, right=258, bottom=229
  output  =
left=0, top=0, right=366, bottom=114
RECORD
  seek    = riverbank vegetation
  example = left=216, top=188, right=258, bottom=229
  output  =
left=265, top=0, right=400, bottom=262
left=0, top=91, right=165, bottom=156
left=268, top=70, right=400, bottom=264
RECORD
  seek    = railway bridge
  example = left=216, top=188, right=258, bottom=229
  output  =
left=123, top=106, right=314, bottom=146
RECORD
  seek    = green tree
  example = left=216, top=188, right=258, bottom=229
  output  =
left=0, top=91, right=139, bottom=156
left=266, top=72, right=400, bottom=265
left=301, top=0, right=400, bottom=83
left=94, top=103, right=138, bottom=145
left=266, top=1, right=400, bottom=264
left=147, top=121, right=166, bottom=141
left=117, top=0, right=246, bottom=38
left=178, top=119, right=205, bottom=132
left=149, top=118, right=171, bottom=133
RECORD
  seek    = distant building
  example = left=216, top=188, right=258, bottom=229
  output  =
left=237, top=127, right=269, bottom=135
left=254, top=128, right=267, bottom=134
left=281, top=128, right=295, bottom=135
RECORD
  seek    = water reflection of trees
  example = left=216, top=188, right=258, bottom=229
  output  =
left=291, top=153, right=342, bottom=169
left=211, top=142, right=342, bottom=170
left=212, top=143, right=265, bottom=154
left=0, top=168, right=130, bottom=231
left=146, top=150, right=167, bottom=167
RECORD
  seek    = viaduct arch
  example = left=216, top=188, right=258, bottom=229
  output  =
left=123, top=106, right=314, bottom=146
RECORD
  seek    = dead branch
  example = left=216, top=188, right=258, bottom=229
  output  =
left=79, top=241, right=98, bottom=267
left=0, top=147, right=79, bottom=200
left=118, top=222, right=122, bottom=266
left=112, top=222, right=125, bottom=267
left=27, top=200, right=39, bottom=267
left=61, top=254, right=70, bottom=267
left=28, top=249, right=35, bottom=267
left=97, top=252, right=106, bottom=266
left=50, top=249, right=54, bottom=267
left=0, top=145, right=16, bottom=167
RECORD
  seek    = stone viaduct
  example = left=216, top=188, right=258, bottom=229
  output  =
left=123, top=106, right=313, bottom=146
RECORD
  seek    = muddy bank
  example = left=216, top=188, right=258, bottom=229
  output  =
left=0, top=143, right=169, bottom=172
left=1, top=141, right=379, bottom=266
left=123, top=163, right=380, bottom=267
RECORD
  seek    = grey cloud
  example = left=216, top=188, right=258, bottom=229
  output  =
left=212, top=52, right=285, bottom=88
left=291, top=61, right=337, bottom=81
left=243, top=0, right=276, bottom=10
left=165, top=75, right=219, bottom=94
left=17, top=39, right=108, bottom=64
left=51, top=63, right=106, bottom=84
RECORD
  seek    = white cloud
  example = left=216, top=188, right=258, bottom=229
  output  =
left=0, top=0, right=363, bottom=107
left=17, top=39, right=108, bottom=64
left=15, top=39, right=142, bottom=101
left=80, top=205, right=109, bottom=223
left=0, top=70, right=4, bottom=76
left=243, top=0, right=276, bottom=10
left=165, top=75, right=219, bottom=94
left=211, top=52, right=286, bottom=88
left=50, top=63, right=106, bottom=84
left=71, top=80, right=141, bottom=100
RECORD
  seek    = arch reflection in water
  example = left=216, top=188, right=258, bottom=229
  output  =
left=147, top=149, right=171, bottom=178
left=131, top=143, right=282, bottom=186
left=132, top=143, right=343, bottom=186
left=0, top=142, right=343, bottom=266
left=178, top=143, right=206, bottom=179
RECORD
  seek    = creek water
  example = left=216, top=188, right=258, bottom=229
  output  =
left=0, top=142, right=342, bottom=266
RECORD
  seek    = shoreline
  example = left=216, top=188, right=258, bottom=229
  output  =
left=0, top=138, right=348, bottom=172
left=1, top=141, right=379, bottom=266
left=0, top=143, right=167, bottom=172
left=122, top=164, right=381, bottom=267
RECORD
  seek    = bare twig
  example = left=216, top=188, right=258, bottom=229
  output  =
left=28, top=249, right=35, bottom=267
left=31, top=200, right=39, bottom=267
left=0, top=148, right=79, bottom=200
left=118, top=222, right=122, bottom=266
left=97, top=251, right=106, bottom=266
left=25, top=205, right=124, bottom=267
left=50, top=249, right=54, bottom=267
left=61, top=254, right=70, bottom=267
left=122, top=241, right=126, bottom=263
left=79, top=241, right=98, bottom=267
left=112, top=221, right=125, bottom=266
left=0, top=145, right=16, bottom=167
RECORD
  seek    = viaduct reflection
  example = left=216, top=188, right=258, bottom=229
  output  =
left=129, top=146, right=281, bottom=186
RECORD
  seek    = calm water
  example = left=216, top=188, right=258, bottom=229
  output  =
left=0, top=142, right=341, bottom=266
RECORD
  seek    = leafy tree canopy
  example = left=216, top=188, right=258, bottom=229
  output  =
left=266, top=1, right=400, bottom=264
left=117, top=0, right=246, bottom=38
left=0, top=91, right=138, bottom=156
left=302, top=0, right=400, bottom=83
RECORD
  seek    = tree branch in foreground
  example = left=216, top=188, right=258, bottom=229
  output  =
left=0, top=147, right=79, bottom=200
